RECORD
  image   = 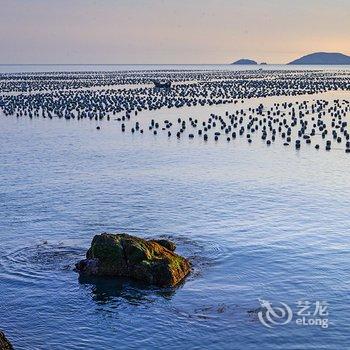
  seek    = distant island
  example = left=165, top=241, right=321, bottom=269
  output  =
left=231, top=59, right=257, bottom=65
left=288, top=52, right=350, bottom=65
left=230, top=52, right=350, bottom=65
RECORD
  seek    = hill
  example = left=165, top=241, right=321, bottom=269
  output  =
left=231, top=59, right=257, bottom=65
left=288, top=52, right=350, bottom=65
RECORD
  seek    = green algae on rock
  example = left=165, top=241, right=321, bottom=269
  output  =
left=0, top=331, right=13, bottom=350
left=75, top=233, right=190, bottom=287
left=150, top=239, right=176, bottom=252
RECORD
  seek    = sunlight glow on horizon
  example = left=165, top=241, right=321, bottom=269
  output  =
left=0, top=0, right=349, bottom=64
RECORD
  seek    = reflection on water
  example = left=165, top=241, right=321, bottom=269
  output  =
left=79, top=275, right=178, bottom=306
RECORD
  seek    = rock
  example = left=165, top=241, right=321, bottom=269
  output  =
left=75, top=233, right=190, bottom=287
left=0, top=331, right=13, bottom=350
left=150, top=239, right=176, bottom=252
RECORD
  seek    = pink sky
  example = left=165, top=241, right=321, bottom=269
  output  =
left=1, top=0, right=349, bottom=64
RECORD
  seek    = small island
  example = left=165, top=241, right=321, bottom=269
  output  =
left=288, top=52, right=350, bottom=65
left=231, top=59, right=258, bottom=65
left=75, top=233, right=191, bottom=287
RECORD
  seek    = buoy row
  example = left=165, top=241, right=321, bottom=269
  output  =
left=1, top=69, right=350, bottom=120
left=119, top=98, right=350, bottom=153
left=1, top=69, right=350, bottom=153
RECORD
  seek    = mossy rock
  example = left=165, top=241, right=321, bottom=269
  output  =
left=0, top=331, right=13, bottom=350
left=76, top=233, right=190, bottom=287
left=150, top=239, right=176, bottom=252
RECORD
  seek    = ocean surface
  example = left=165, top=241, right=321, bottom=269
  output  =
left=1, top=65, right=350, bottom=349
left=1, top=63, right=350, bottom=73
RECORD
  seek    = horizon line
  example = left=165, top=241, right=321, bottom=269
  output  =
left=1, top=52, right=349, bottom=66
left=0, top=63, right=283, bottom=66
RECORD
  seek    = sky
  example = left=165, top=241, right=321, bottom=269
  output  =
left=0, top=0, right=349, bottom=64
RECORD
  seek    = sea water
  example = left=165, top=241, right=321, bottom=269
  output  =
left=0, top=65, right=350, bottom=349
